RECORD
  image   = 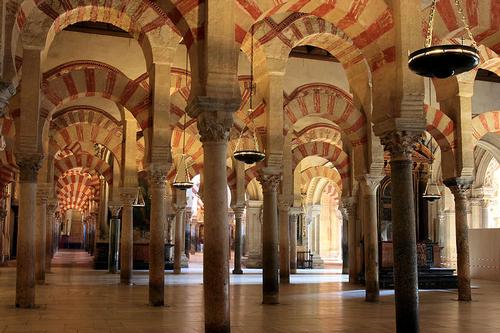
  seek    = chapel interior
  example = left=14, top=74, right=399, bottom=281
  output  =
left=0, top=0, right=499, bottom=332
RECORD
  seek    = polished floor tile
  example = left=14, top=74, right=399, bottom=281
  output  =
left=1, top=250, right=499, bottom=332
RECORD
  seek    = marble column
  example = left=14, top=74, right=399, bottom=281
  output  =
left=174, top=192, right=186, bottom=274
left=120, top=189, right=135, bottom=285
left=0, top=209, right=6, bottom=264
left=16, top=155, right=43, bottom=308
left=35, top=187, right=48, bottom=284
left=278, top=200, right=290, bottom=283
left=148, top=166, right=168, bottom=306
left=444, top=180, right=472, bottom=301
left=244, top=200, right=263, bottom=267
left=258, top=172, right=281, bottom=304
left=360, top=176, right=382, bottom=302
left=289, top=208, right=300, bottom=274
left=481, top=199, right=490, bottom=228
left=98, top=177, right=109, bottom=240
left=108, top=204, right=122, bottom=274
left=340, top=203, right=349, bottom=275
left=45, top=200, right=58, bottom=273
left=382, top=132, right=420, bottom=333
left=232, top=206, right=245, bottom=274
left=342, top=198, right=357, bottom=283
left=192, top=111, right=234, bottom=333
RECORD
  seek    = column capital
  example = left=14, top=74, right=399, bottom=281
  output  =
left=120, top=187, right=136, bottom=206
left=194, top=110, right=234, bottom=143
left=46, top=199, right=58, bottom=214
left=108, top=202, right=123, bottom=218
left=147, top=163, right=169, bottom=188
left=257, top=172, right=281, bottom=193
left=358, top=174, right=384, bottom=195
left=341, top=197, right=357, bottom=216
left=0, top=81, right=16, bottom=117
left=380, top=131, right=421, bottom=161
left=288, top=207, right=302, bottom=217
left=443, top=178, right=472, bottom=200
left=231, top=205, right=245, bottom=219
left=16, top=153, right=44, bottom=182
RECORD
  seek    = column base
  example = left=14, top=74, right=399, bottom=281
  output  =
left=232, top=268, right=243, bottom=274
left=262, top=294, right=279, bottom=305
left=312, top=254, right=324, bottom=268
left=243, top=255, right=262, bottom=268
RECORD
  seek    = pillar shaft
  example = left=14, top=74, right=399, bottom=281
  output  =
left=174, top=204, right=186, bottom=274
left=120, top=192, right=135, bottom=284
left=258, top=173, right=280, bottom=304
left=45, top=201, right=57, bottom=273
left=360, top=176, right=381, bottom=302
left=289, top=209, right=299, bottom=274
left=343, top=199, right=357, bottom=283
left=382, top=132, right=420, bottom=333
left=445, top=181, right=472, bottom=301
left=232, top=207, right=244, bottom=274
left=16, top=156, right=43, bottom=308
left=148, top=168, right=167, bottom=306
left=278, top=203, right=290, bottom=283
left=108, top=206, right=121, bottom=274
left=35, top=194, right=47, bottom=284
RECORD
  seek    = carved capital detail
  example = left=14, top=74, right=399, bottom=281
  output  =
left=232, top=206, right=245, bottom=220
left=359, top=175, right=383, bottom=195
left=197, top=111, right=233, bottom=143
left=16, top=153, right=44, bottom=182
left=380, top=131, right=421, bottom=161
left=257, top=173, right=281, bottom=193
left=120, top=188, right=137, bottom=206
left=341, top=197, right=357, bottom=217
left=147, top=164, right=169, bottom=188
left=108, top=202, right=123, bottom=218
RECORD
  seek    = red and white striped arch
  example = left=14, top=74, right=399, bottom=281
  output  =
left=430, top=0, right=500, bottom=53
left=292, top=141, right=349, bottom=179
left=51, top=105, right=122, bottom=133
left=57, top=182, right=96, bottom=213
left=50, top=123, right=122, bottom=162
left=284, top=83, right=367, bottom=147
left=54, top=153, right=113, bottom=185
left=0, top=117, right=18, bottom=187
left=424, top=104, right=456, bottom=154
left=235, top=0, right=395, bottom=67
left=293, top=123, right=342, bottom=147
left=42, top=61, right=150, bottom=129
left=472, top=111, right=500, bottom=141
left=300, top=165, right=342, bottom=195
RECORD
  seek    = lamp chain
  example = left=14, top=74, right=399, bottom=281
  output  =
left=425, top=0, right=438, bottom=48
left=453, top=0, right=477, bottom=47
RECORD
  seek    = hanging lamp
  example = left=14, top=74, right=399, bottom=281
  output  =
left=132, top=187, right=146, bottom=207
left=423, top=111, right=441, bottom=202
left=173, top=49, right=194, bottom=190
left=408, top=0, right=479, bottom=79
left=233, top=25, right=265, bottom=164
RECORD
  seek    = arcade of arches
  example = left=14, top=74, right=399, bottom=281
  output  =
left=0, top=0, right=499, bottom=332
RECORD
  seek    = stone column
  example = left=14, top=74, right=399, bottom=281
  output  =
left=98, top=177, right=109, bottom=239
left=444, top=180, right=472, bottom=301
left=0, top=208, right=6, bottom=264
left=108, top=204, right=122, bottom=274
left=148, top=166, right=168, bottom=306
left=45, top=200, right=58, bottom=273
left=190, top=110, right=235, bottom=333
left=381, top=132, right=420, bottom=332
left=232, top=206, right=245, bottom=274
left=481, top=199, right=490, bottom=228
left=244, top=200, right=263, bottom=267
left=120, top=189, right=136, bottom=285
left=174, top=190, right=186, bottom=274
left=16, top=155, right=43, bottom=308
left=341, top=198, right=357, bottom=283
left=257, top=172, right=281, bottom=304
left=278, top=200, right=290, bottom=283
left=360, top=175, right=382, bottom=302
left=35, top=186, right=48, bottom=284
left=340, top=203, right=349, bottom=275
left=289, top=208, right=300, bottom=274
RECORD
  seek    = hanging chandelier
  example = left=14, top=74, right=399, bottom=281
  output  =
left=408, top=0, right=479, bottom=79
left=132, top=187, right=145, bottom=207
left=173, top=49, right=194, bottom=190
left=233, top=25, right=265, bottom=165
left=422, top=135, right=441, bottom=201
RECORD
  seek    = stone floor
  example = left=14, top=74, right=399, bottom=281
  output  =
left=0, top=250, right=499, bottom=332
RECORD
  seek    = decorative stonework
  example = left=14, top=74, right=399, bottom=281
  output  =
left=359, top=175, right=384, bottom=195
left=380, top=131, right=421, bottom=161
left=147, top=164, right=169, bottom=188
left=46, top=199, right=58, bottom=214
left=257, top=173, right=281, bottom=192
left=120, top=189, right=136, bottom=206
left=341, top=197, right=357, bottom=218
left=108, top=202, right=123, bottom=218
left=232, top=206, right=245, bottom=220
left=16, top=154, right=44, bottom=182
left=0, top=81, right=16, bottom=117
left=196, top=111, right=233, bottom=143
